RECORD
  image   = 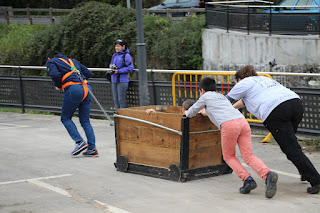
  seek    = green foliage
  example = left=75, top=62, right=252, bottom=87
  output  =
left=304, top=138, right=320, bottom=151
left=144, top=14, right=205, bottom=69
left=0, top=24, right=48, bottom=65
left=0, top=108, right=53, bottom=115
left=0, top=108, right=22, bottom=113
left=0, top=0, right=162, bottom=9
left=28, top=2, right=137, bottom=69
left=1, top=2, right=205, bottom=72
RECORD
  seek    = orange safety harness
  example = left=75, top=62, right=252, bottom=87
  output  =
left=58, top=58, right=88, bottom=102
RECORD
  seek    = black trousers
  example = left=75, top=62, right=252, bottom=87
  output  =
left=263, top=98, right=320, bottom=186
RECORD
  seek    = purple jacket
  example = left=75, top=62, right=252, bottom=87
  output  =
left=109, top=48, right=134, bottom=83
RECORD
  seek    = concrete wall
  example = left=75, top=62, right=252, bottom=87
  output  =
left=202, top=28, right=320, bottom=73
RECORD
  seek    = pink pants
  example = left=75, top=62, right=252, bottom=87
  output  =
left=221, top=118, right=270, bottom=181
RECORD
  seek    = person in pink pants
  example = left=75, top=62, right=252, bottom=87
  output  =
left=184, top=77, right=278, bottom=198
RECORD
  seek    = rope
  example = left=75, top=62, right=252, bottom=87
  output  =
left=114, top=114, right=219, bottom=135
left=74, top=70, right=114, bottom=126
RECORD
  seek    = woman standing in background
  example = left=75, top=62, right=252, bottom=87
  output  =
left=109, top=39, right=134, bottom=111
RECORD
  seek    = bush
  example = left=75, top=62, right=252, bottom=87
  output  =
left=28, top=2, right=137, bottom=70
left=145, top=14, right=205, bottom=70
left=0, top=24, right=48, bottom=65
left=2, top=0, right=162, bottom=9
left=1, top=1, right=205, bottom=73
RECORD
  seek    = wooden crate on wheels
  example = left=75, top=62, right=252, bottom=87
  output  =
left=114, top=105, right=232, bottom=182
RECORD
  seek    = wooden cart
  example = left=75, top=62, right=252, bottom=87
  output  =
left=114, top=105, right=232, bottom=182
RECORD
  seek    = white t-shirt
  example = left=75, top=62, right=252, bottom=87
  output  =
left=186, top=91, right=244, bottom=129
left=227, top=76, right=300, bottom=122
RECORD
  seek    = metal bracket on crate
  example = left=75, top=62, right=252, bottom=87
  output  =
left=155, top=106, right=168, bottom=111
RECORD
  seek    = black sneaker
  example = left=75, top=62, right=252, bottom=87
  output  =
left=82, top=148, right=99, bottom=157
left=71, top=141, right=88, bottom=155
left=307, top=182, right=320, bottom=194
left=240, top=176, right=257, bottom=194
left=265, top=171, right=278, bottom=198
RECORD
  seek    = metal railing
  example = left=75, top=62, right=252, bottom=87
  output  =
left=0, top=65, right=319, bottom=137
left=206, top=2, right=320, bottom=36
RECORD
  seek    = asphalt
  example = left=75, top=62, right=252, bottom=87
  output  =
left=0, top=111, right=319, bottom=213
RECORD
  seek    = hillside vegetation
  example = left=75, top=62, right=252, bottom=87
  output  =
left=0, top=1, right=205, bottom=74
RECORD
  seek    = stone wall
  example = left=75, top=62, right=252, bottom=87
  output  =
left=202, top=28, right=320, bottom=87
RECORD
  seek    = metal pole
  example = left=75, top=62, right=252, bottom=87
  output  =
left=269, top=5, right=272, bottom=36
left=127, top=0, right=131, bottom=9
left=151, top=70, right=157, bottom=105
left=318, top=12, right=320, bottom=38
left=135, top=0, right=149, bottom=106
left=226, top=6, right=229, bottom=33
left=18, top=66, right=25, bottom=113
left=74, top=70, right=114, bottom=126
left=247, top=6, right=250, bottom=35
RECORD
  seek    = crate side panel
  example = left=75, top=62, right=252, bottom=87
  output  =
left=119, top=142, right=180, bottom=168
left=125, top=105, right=182, bottom=114
left=189, top=113, right=219, bottom=132
left=188, top=114, right=222, bottom=169
left=117, top=114, right=181, bottom=168
left=117, top=108, right=183, bottom=130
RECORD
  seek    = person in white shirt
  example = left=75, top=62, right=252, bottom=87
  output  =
left=226, top=65, right=320, bottom=194
left=185, top=77, right=278, bottom=198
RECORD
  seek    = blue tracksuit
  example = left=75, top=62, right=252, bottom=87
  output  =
left=46, top=53, right=92, bottom=89
left=46, top=53, right=96, bottom=149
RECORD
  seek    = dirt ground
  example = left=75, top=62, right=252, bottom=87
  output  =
left=298, top=138, right=320, bottom=153
left=252, top=130, right=320, bottom=153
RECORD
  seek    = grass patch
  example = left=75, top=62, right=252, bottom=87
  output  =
left=0, top=24, right=48, bottom=53
left=298, top=138, right=320, bottom=152
left=0, top=24, right=48, bottom=65
left=0, top=108, right=22, bottom=113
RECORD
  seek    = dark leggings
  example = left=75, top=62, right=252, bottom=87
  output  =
left=263, top=98, right=320, bottom=186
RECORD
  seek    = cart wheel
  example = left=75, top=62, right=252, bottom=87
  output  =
left=169, top=164, right=181, bottom=181
left=116, top=155, right=128, bottom=172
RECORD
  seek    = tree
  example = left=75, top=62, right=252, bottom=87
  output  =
left=28, top=2, right=137, bottom=68
left=2, top=1, right=204, bottom=73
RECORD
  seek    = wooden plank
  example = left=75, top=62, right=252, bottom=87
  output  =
left=188, top=126, right=222, bottom=168
left=189, top=144, right=223, bottom=168
left=117, top=107, right=183, bottom=130
left=118, top=123, right=180, bottom=149
left=116, top=106, right=223, bottom=170
left=189, top=132, right=221, bottom=149
left=119, top=142, right=180, bottom=168
left=117, top=106, right=182, bottom=168
left=189, top=113, right=219, bottom=132
left=125, top=105, right=182, bottom=114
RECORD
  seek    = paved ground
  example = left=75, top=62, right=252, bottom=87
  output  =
left=0, top=111, right=319, bottom=213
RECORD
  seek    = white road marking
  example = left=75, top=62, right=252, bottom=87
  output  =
left=0, top=174, right=73, bottom=185
left=95, top=200, right=131, bottom=213
left=242, top=163, right=300, bottom=178
left=28, top=179, right=71, bottom=197
left=267, top=169, right=300, bottom=178
left=251, top=135, right=264, bottom=138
